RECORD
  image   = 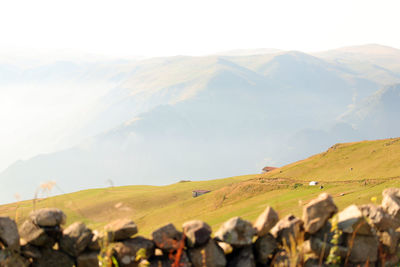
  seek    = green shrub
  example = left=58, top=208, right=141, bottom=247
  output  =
left=293, top=183, right=303, bottom=189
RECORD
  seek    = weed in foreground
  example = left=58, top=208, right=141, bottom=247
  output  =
left=325, top=216, right=342, bottom=266
left=272, top=232, right=305, bottom=267
left=98, top=231, right=119, bottom=267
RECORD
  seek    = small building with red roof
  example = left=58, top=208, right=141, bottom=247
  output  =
left=262, top=166, right=278, bottom=173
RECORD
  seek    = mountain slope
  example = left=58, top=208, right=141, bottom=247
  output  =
left=316, top=44, right=400, bottom=71
left=1, top=138, right=400, bottom=236
left=0, top=53, right=381, bottom=204
left=3, top=46, right=400, bottom=204
left=315, top=44, right=400, bottom=84
left=0, top=61, right=276, bottom=203
left=265, top=137, right=400, bottom=181
left=341, top=84, right=400, bottom=139
left=87, top=51, right=380, bottom=136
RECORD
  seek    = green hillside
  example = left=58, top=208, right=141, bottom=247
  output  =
left=265, top=137, right=400, bottom=181
left=1, top=138, right=400, bottom=237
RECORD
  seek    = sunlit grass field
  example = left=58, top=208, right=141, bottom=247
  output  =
left=265, top=138, right=400, bottom=181
left=1, top=138, right=400, bottom=237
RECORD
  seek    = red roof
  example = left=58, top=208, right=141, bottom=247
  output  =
left=262, top=166, right=278, bottom=172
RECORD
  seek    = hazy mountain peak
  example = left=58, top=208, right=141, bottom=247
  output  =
left=340, top=83, right=400, bottom=139
left=271, top=50, right=329, bottom=65
left=313, top=44, right=400, bottom=84
left=213, top=48, right=282, bottom=56
left=325, top=44, right=400, bottom=56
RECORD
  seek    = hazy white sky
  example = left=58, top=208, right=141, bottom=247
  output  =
left=0, top=0, right=399, bottom=57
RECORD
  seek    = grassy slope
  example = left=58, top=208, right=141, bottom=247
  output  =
left=1, top=138, right=400, bottom=237
left=264, top=138, right=400, bottom=181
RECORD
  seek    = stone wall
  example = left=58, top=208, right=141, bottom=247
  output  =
left=1, top=188, right=400, bottom=266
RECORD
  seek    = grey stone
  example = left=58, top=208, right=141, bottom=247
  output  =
left=29, top=208, right=66, bottom=227
left=302, top=221, right=347, bottom=260
left=19, top=219, right=60, bottom=247
left=270, top=215, right=304, bottom=247
left=105, top=219, right=138, bottom=241
left=113, top=236, right=155, bottom=266
left=378, top=228, right=400, bottom=255
left=152, top=223, right=183, bottom=252
left=32, top=249, right=74, bottom=267
left=59, top=221, right=93, bottom=257
left=88, top=230, right=101, bottom=251
left=382, top=188, right=400, bottom=222
left=338, top=205, right=373, bottom=235
left=254, top=233, right=277, bottom=264
left=310, top=221, right=334, bottom=241
left=20, top=244, right=42, bottom=260
left=303, top=236, right=347, bottom=260
left=346, top=234, right=378, bottom=263
left=182, top=220, right=212, bottom=248
left=253, top=206, right=279, bottom=237
left=302, top=193, right=337, bottom=234
left=77, top=251, right=100, bottom=267
left=188, top=239, right=226, bottom=267
left=0, top=216, right=20, bottom=251
left=359, top=204, right=398, bottom=231
left=0, top=250, right=29, bottom=267
left=214, top=217, right=256, bottom=247
left=226, top=246, right=255, bottom=267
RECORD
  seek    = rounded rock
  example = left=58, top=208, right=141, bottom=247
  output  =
left=214, top=217, right=256, bottom=247
left=29, top=208, right=66, bottom=227
left=182, top=220, right=212, bottom=247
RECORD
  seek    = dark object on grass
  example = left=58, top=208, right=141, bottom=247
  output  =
left=192, top=190, right=211, bottom=197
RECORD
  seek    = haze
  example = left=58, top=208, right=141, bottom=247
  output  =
left=1, top=0, right=400, bottom=203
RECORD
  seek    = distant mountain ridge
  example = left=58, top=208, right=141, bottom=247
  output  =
left=1, top=44, right=400, bottom=204
left=340, top=83, right=400, bottom=139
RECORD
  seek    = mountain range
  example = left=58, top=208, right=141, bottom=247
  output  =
left=1, top=44, right=400, bottom=204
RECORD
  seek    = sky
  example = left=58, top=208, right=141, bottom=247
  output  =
left=0, top=0, right=399, bottom=57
